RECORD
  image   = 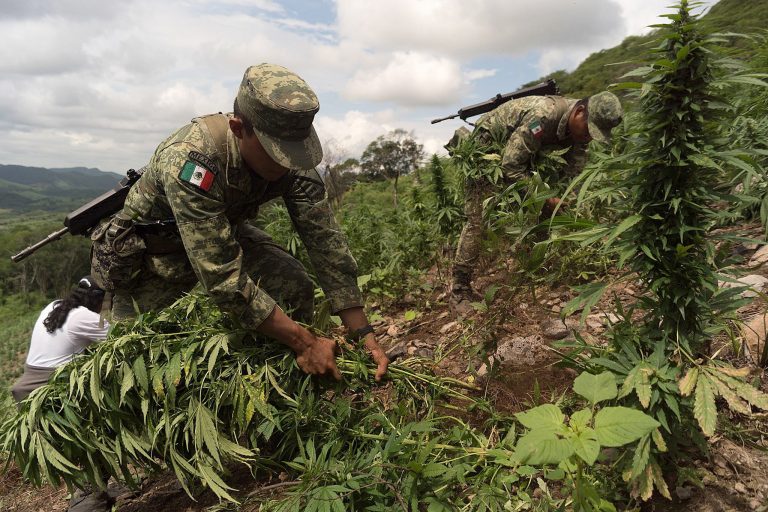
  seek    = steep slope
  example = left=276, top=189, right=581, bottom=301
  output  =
left=525, top=0, right=768, bottom=98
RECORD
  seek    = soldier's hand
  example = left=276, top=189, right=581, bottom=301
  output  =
left=362, top=333, right=389, bottom=382
left=295, top=335, right=342, bottom=381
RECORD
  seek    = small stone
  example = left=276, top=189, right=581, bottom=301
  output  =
left=440, top=321, right=459, bottom=334
left=749, top=245, right=768, bottom=266
left=552, top=305, right=562, bottom=313
left=386, top=324, right=399, bottom=337
left=437, top=311, right=449, bottom=320
left=541, top=318, right=569, bottom=340
left=748, top=499, right=762, bottom=511
left=477, top=363, right=488, bottom=378
left=675, top=486, right=694, bottom=501
left=519, top=303, right=529, bottom=311
left=406, top=345, right=417, bottom=356
left=734, top=482, right=747, bottom=494
left=720, top=274, right=768, bottom=298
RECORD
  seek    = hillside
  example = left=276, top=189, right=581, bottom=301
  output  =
left=526, top=0, right=768, bottom=98
left=0, top=165, right=122, bottom=213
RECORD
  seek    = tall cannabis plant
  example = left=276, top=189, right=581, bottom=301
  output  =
left=618, top=0, right=724, bottom=351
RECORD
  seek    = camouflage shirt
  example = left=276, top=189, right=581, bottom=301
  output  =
left=475, top=95, right=588, bottom=181
left=122, top=113, right=362, bottom=327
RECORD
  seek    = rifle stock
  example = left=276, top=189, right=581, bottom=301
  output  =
left=431, top=79, right=559, bottom=124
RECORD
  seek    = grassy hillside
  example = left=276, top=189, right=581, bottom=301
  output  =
left=526, top=0, right=768, bottom=98
left=0, top=164, right=122, bottom=213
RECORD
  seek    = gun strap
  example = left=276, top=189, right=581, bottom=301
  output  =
left=197, top=113, right=230, bottom=167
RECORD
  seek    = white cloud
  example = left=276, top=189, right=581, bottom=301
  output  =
left=345, top=52, right=466, bottom=106
left=0, top=0, right=726, bottom=173
left=336, top=0, right=626, bottom=58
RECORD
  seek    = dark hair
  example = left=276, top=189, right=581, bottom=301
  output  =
left=233, top=99, right=255, bottom=136
left=43, top=276, right=105, bottom=333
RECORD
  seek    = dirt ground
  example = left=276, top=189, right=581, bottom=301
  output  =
left=2, top=230, right=768, bottom=511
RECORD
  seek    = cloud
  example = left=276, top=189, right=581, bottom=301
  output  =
left=345, top=53, right=466, bottom=106
left=337, top=0, right=626, bottom=58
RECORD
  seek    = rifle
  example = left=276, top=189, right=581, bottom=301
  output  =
left=11, top=167, right=146, bottom=262
left=430, top=79, right=559, bottom=124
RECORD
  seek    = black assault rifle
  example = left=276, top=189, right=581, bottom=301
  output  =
left=11, top=167, right=146, bottom=262
left=430, top=79, right=559, bottom=124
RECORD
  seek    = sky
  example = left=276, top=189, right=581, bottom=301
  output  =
left=0, top=0, right=718, bottom=174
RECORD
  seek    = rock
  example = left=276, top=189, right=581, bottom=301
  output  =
left=477, top=363, right=488, bottom=378
left=437, top=311, right=449, bottom=320
left=492, top=335, right=548, bottom=367
left=734, top=482, right=748, bottom=494
left=675, top=486, right=694, bottom=501
left=748, top=499, right=762, bottom=511
left=551, top=305, right=562, bottom=313
left=386, top=324, right=399, bottom=337
left=720, top=274, right=768, bottom=298
left=440, top=321, right=459, bottom=334
left=741, top=313, right=768, bottom=363
left=749, top=245, right=768, bottom=266
left=541, top=318, right=569, bottom=340
left=386, top=340, right=409, bottom=361
left=586, top=315, right=603, bottom=331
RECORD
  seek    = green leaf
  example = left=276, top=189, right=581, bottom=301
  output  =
left=694, top=373, right=717, bottom=437
left=571, top=427, right=600, bottom=465
left=133, top=356, right=149, bottom=393
left=404, top=310, right=417, bottom=321
left=119, top=368, right=134, bottom=406
left=422, top=462, right=448, bottom=478
left=678, top=367, right=698, bottom=396
left=573, top=371, right=618, bottom=405
left=516, top=432, right=574, bottom=465
left=593, top=407, right=659, bottom=447
left=569, top=409, right=592, bottom=431
left=515, top=404, right=565, bottom=432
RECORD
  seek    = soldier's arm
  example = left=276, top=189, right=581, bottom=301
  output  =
left=283, top=169, right=364, bottom=314
left=499, top=115, right=544, bottom=181
left=283, top=169, right=389, bottom=380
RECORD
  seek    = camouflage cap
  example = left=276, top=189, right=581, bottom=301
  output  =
left=236, top=63, right=323, bottom=170
left=587, top=91, right=622, bottom=144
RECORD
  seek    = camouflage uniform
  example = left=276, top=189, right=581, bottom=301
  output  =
left=452, top=92, right=622, bottom=291
left=104, top=65, right=362, bottom=328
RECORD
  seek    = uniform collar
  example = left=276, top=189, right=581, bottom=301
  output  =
left=225, top=127, right=252, bottom=192
left=556, top=98, right=579, bottom=141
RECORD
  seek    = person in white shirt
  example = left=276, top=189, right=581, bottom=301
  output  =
left=11, top=276, right=109, bottom=403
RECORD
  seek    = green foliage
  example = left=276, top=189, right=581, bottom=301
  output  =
left=514, top=371, right=658, bottom=512
left=1, top=295, right=640, bottom=511
left=558, top=2, right=768, bottom=502
left=359, top=129, right=424, bottom=182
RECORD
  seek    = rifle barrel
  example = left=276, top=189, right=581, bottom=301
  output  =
left=10, top=226, right=70, bottom=263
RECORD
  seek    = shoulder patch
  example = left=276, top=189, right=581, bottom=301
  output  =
left=188, top=151, right=220, bottom=175
left=528, top=119, right=544, bottom=139
left=291, top=172, right=326, bottom=204
left=179, top=158, right=216, bottom=192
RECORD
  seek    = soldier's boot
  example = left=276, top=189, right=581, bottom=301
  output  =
left=68, top=488, right=113, bottom=512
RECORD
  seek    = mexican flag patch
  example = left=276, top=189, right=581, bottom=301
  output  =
left=528, top=119, right=544, bottom=139
left=179, top=160, right=215, bottom=191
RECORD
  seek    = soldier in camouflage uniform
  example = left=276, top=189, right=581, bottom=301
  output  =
left=450, top=91, right=623, bottom=302
left=93, top=63, right=388, bottom=385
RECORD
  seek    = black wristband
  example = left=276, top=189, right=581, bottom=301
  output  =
left=347, top=325, right=375, bottom=344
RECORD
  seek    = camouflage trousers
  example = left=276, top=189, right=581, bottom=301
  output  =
left=112, top=224, right=315, bottom=324
left=453, top=179, right=490, bottom=287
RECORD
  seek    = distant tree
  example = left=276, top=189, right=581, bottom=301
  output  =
left=360, top=129, right=424, bottom=208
